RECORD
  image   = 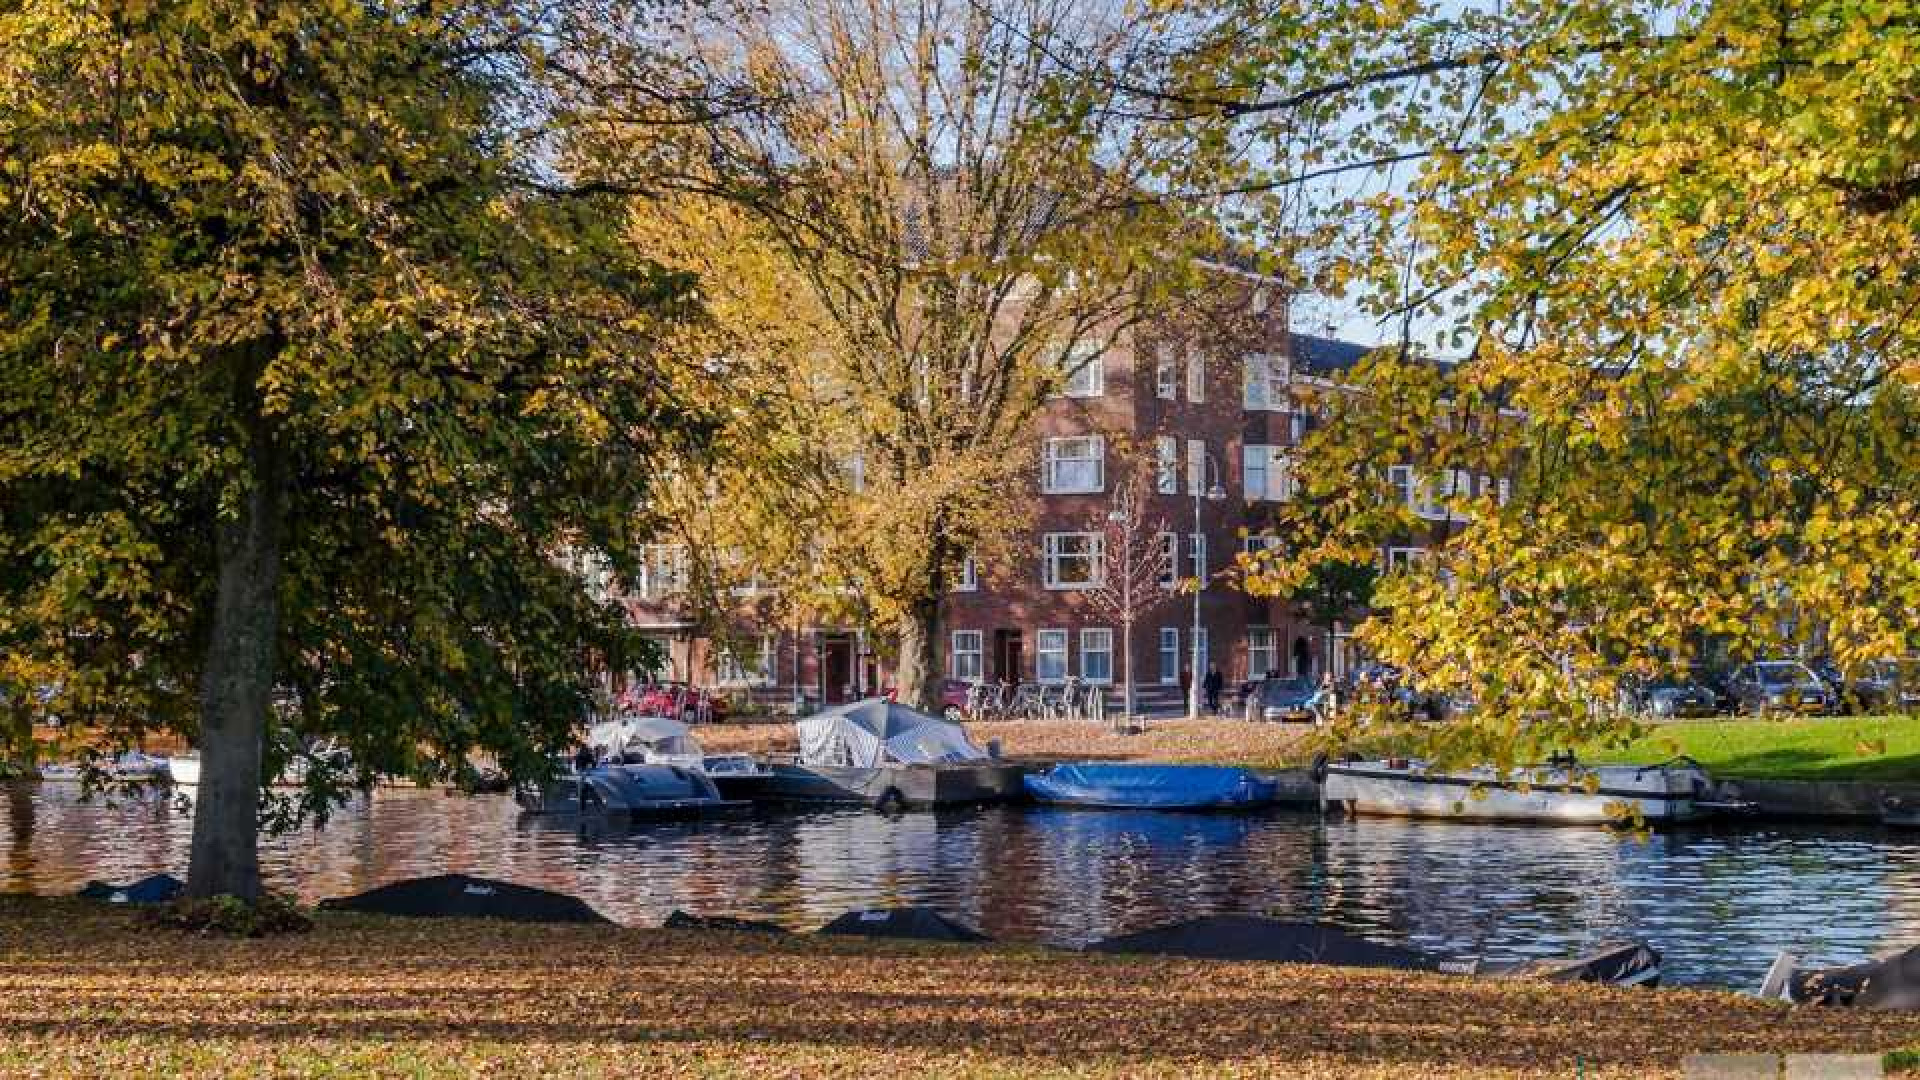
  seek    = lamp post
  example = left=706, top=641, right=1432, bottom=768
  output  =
left=1188, top=452, right=1227, bottom=721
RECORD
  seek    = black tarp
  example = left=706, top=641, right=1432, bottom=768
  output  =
left=77, top=873, right=185, bottom=905
left=816, top=907, right=991, bottom=943
left=317, top=874, right=610, bottom=924
left=1788, top=945, right=1920, bottom=1009
left=664, top=909, right=790, bottom=934
left=1085, top=915, right=1442, bottom=971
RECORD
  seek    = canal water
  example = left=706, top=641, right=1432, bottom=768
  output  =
left=7, top=782, right=1920, bottom=989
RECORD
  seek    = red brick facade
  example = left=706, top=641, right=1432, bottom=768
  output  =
left=622, top=272, right=1391, bottom=712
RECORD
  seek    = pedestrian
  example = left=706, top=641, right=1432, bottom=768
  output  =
left=1202, top=663, right=1224, bottom=715
left=571, top=742, right=597, bottom=813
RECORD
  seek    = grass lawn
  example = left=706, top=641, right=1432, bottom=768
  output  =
left=1581, top=714, right=1920, bottom=783
left=4, top=897, right=1920, bottom=1078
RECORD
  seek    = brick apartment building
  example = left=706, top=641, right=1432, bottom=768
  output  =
left=619, top=271, right=1486, bottom=714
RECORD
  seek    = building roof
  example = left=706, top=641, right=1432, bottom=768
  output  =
left=1289, top=333, right=1377, bottom=378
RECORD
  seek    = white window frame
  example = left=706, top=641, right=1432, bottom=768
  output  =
left=952, top=555, right=978, bottom=592
left=1385, top=546, right=1430, bottom=572
left=950, top=630, right=984, bottom=681
left=1241, top=352, right=1289, bottom=411
left=717, top=632, right=776, bottom=687
left=1186, top=438, right=1205, bottom=495
left=1042, top=435, right=1105, bottom=495
left=1187, top=532, right=1206, bottom=582
left=1243, top=533, right=1281, bottom=556
left=1185, top=345, right=1206, bottom=403
left=1158, top=627, right=1180, bottom=685
left=1195, top=627, right=1210, bottom=674
left=1154, top=344, right=1177, bottom=400
left=1248, top=627, right=1278, bottom=681
left=636, top=544, right=689, bottom=600
left=1036, top=628, right=1069, bottom=684
left=1154, top=435, right=1178, bottom=494
left=1243, top=444, right=1293, bottom=502
left=1156, top=532, right=1177, bottom=587
left=1056, top=342, right=1104, bottom=399
left=1079, top=628, right=1114, bottom=685
left=1042, top=532, right=1104, bottom=590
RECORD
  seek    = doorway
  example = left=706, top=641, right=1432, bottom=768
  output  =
left=820, top=635, right=855, bottom=704
left=993, top=629, right=1024, bottom=683
left=1292, top=636, right=1314, bottom=678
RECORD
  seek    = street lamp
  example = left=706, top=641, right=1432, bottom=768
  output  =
left=1189, top=452, right=1227, bottom=722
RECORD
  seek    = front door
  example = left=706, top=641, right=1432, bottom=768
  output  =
left=821, top=636, right=854, bottom=704
left=993, top=629, right=1024, bottom=683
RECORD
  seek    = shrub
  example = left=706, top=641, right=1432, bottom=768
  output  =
left=145, top=892, right=313, bottom=938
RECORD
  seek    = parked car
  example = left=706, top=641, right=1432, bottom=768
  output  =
left=1243, top=675, right=1322, bottom=723
left=1843, top=657, right=1920, bottom=714
left=1724, top=661, right=1836, bottom=716
left=1620, top=672, right=1721, bottom=720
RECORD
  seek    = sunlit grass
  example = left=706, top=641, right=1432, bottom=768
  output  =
left=1581, top=715, right=1920, bottom=782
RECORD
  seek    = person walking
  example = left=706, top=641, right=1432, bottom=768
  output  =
left=1201, top=664, right=1224, bottom=716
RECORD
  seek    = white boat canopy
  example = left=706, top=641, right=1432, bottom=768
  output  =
left=587, top=714, right=703, bottom=759
left=797, top=699, right=986, bottom=768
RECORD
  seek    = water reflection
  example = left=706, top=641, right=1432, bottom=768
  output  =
left=7, top=782, right=1920, bottom=988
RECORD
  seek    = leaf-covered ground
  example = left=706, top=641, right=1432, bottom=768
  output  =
left=700, top=718, right=1315, bottom=769
left=4, top=898, right=1920, bottom=1078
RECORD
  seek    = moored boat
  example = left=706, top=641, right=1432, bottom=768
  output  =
left=585, top=713, right=773, bottom=799
left=37, top=751, right=172, bottom=784
left=1321, top=757, right=1744, bottom=825
left=517, top=762, right=749, bottom=819
left=759, top=699, right=1024, bottom=809
left=1024, top=763, right=1277, bottom=811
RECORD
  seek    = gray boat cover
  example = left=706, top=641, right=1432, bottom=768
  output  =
left=817, top=906, right=991, bottom=943
left=1087, top=915, right=1443, bottom=970
left=318, top=874, right=611, bottom=924
left=797, top=699, right=985, bottom=768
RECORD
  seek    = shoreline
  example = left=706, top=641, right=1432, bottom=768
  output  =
left=3, top=896, right=1919, bottom=1078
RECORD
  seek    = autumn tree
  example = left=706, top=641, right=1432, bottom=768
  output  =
left=577, top=0, right=1218, bottom=710
left=1161, top=0, right=1920, bottom=766
left=0, top=0, right=704, bottom=899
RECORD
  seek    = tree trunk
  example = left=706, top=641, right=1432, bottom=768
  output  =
left=1120, top=614, right=1135, bottom=721
left=186, top=419, right=285, bottom=901
left=892, top=589, right=944, bottom=714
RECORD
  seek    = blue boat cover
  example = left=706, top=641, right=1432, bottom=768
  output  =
left=1024, top=764, right=1275, bottom=809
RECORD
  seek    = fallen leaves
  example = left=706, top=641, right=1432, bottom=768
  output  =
left=2, top=897, right=1918, bottom=1078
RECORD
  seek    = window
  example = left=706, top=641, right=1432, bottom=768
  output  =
left=1496, top=476, right=1512, bottom=505
left=1243, top=444, right=1293, bottom=501
left=1154, top=344, right=1177, bottom=400
left=1385, top=546, right=1429, bottom=572
left=1248, top=627, right=1278, bottom=680
left=1155, top=435, right=1178, bottom=494
left=1243, top=533, right=1281, bottom=556
left=1250, top=287, right=1270, bottom=314
left=1187, top=532, right=1206, bottom=582
left=1042, top=435, right=1105, bottom=494
left=636, top=545, right=689, bottom=600
left=1186, top=438, right=1205, bottom=494
left=1156, top=532, right=1177, bottom=587
left=1241, top=352, right=1289, bottom=411
left=1186, top=345, right=1206, bottom=403
left=1389, top=465, right=1451, bottom=520
left=950, top=630, right=984, bottom=681
left=952, top=555, right=978, bottom=592
left=1079, top=628, right=1114, bottom=684
left=1195, top=627, right=1210, bottom=673
left=1056, top=342, right=1104, bottom=398
left=1158, top=628, right=1180, bottom=684
left=1042, top=532, right=1104, bottom=589
left=1288, top=405, right=1312, bottom=444
left=718, top=633, right=776, bottom=686
left=1037, top=629, right=1069, bottom=683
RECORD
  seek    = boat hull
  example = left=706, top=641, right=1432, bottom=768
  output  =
left=1024, top=764, right=1278, bottom=811
left=758, top=762, right=1027, bottom=808
left=1323, top=762, right=1713, bottom=825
